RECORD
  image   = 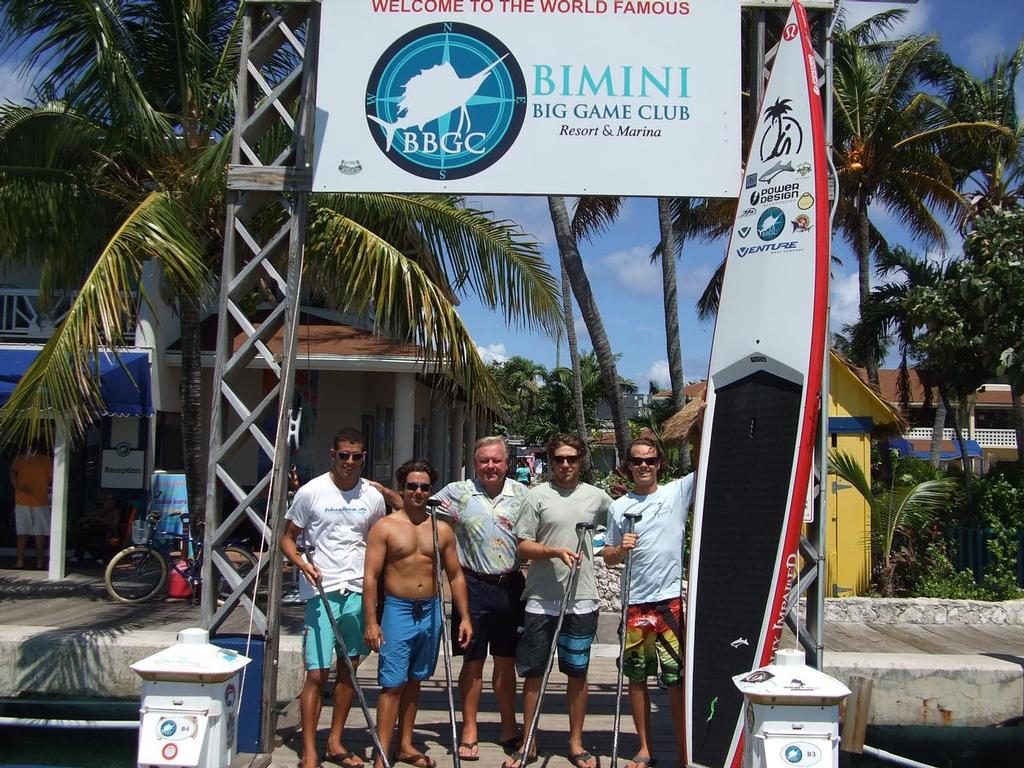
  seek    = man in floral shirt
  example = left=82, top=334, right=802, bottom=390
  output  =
left=432, top=436, right=529, bottom=760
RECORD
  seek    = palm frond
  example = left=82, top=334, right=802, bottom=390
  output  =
left=0, top=190, right=209, bottom=445
left=306, top=205, right=503, bottom=409
left=570, top=196, right=624, bottom=243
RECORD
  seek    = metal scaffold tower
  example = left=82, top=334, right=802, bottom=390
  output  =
left=201, top=0, right=839, bottom=758
left=201, top=0, right=321, bottom=754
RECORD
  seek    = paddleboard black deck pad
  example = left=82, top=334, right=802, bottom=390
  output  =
left=684, top=2, right=830, bottom=767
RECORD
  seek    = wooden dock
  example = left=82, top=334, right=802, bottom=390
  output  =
left=2, top=562, right=1024, bottom=766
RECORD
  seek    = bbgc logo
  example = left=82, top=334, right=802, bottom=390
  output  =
left=365, top=23, right=527, bottom=180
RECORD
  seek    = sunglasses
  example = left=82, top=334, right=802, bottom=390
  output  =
left=405, top=482, right=432, bottom=492
left=629, top=456, right=660, bottom=467
left=553, top=455, right=581, bottom=465
left=334, top=451, right=365, bottom=462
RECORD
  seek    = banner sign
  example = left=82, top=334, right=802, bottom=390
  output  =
left=101, top=442, right=145, bottom=489
left=313, top=0, right=741, bottom=196
left=150, top=472, right=189, bottom=518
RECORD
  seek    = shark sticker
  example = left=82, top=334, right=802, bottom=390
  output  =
left=365, top=23, right=527, bottom=181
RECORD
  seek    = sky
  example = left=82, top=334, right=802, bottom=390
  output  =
left=1, top=1, right=1022, bottom=392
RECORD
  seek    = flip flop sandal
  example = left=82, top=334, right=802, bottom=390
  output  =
left=324, top=752, right=364, bottom=768
left=502, top=751, right=536, bottom=768
left=628, top=756, right=657, bottom=768
left=568, top=751, right=597, bottom=768
left=458, top=743, right=480, bottom=761
left=394, top=754, right=436, bottom=768
left=499, top=736, right=524, bottom=755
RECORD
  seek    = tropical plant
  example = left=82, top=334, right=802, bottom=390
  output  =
left=831, top=9, right=1000, bottom=385
left=829, top=447, right=958, bottom=596
left=936, top=38, right=1024, bottom=228
left=548, top=194, right=629, bottom=459
left=0, top=1, right=562, bottom=517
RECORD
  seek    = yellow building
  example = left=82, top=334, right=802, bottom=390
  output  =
left=663, top=351, right=903, bottom=597
left=826, top=351, right=904, bottom=596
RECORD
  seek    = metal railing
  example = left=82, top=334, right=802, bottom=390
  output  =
left=0, top=287, right=137, bottom=340
left=906, top=427, right=1018, bottom=449
left=0, top=288, right=74, bottom=338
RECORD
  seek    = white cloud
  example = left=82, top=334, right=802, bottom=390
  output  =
left=597, top=244, right=659, bottom=297
left=0, top=60, right=32, bottom=104
left=829, top=270, right=862, bottom=335
left=679, top=263, right=715, bottom=300
left=963, top=26, right=1006, bottom=70
left=843, top=1, right=931, bottom=37
left=467, top=195, right=556, bottom=248
left=477, top=343, right=508, bottom=364
left=645, top=360, right=671, bottom=390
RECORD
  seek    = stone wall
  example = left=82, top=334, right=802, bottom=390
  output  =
left=595, top=558, right=1024, bottom=625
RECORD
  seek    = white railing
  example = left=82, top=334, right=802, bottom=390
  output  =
left=0, top=288, right=136, bottom=340
left=906, top=427, right=1017, bottom=449
left=0, top=288, right=73, bottom=338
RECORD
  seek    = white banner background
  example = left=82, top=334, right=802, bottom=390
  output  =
left=313, top=0, right=741, bottom=196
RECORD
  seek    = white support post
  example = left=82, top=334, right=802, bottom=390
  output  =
left=429, top=399, right=448, bottom=476
left=449, top=405, right=466, bottom=483
left=394, top=372, right=416, bottom=470
left=465, top=409, right=478, bottom=480
left=48, top=424, right=70, bottom=580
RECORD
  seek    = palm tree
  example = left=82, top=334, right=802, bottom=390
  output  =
left=548, top=195, right=629, bottom=460
left=558, top=251, right=589, bottom=449
left=937, top=40, right=1024, bottom=466
left=832, top=9, right=996, bottom=385
left=838, top=246, right=952, bottom=467
left=0, top=2, right=562, bottom=516
left=938, top=39, right=1024, bottom=227
left=829, top=448, right=957, bottom=596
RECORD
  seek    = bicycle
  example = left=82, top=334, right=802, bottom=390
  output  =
left=103, top=512, right=258, bottom=605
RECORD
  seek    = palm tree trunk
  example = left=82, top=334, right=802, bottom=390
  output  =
left=560, top=253, right=588, bottom=450
left=855, top=189, right=878, bottom=386
left=1012, top=381, right=1024, bottom=470
left=179, top=293, right=207, bottom=520
left=940, top=388, right=972, bottom=504
left=658, top=197, right=689, bottom=472
left=929, top=387, right=946, bottom=468
left=547, top=196, right=630, bottom=462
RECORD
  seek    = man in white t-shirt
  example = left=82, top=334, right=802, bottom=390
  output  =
left=281, top=428, right=387, bottom=768
left=603, top=438, right=696, bottom=768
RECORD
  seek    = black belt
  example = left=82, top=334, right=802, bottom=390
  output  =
left=464, top=568, right=520, bottom=585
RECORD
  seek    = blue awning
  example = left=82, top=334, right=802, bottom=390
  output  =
left=0, top=348, right=153, bottom=417
left=889, top=436, right=983, bottom=460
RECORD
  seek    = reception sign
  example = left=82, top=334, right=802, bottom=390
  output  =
left=312, top=0, right=741, bottom=196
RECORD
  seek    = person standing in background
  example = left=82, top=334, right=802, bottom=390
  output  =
left=10, top=443, right=52, bottom=570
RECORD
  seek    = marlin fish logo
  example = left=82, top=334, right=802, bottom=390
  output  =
left=730, top=637, right=749, bottom=648
left=368, top=55, right=508, bottom=152
left=759, top=160, right=795, bottom=183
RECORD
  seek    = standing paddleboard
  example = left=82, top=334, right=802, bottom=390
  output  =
left=684, top=3, right=829, bottom=767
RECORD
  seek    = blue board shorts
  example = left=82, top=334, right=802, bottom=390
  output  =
left=303, top=590, right=368, bottom=671
left=378, top=595, right=442, bottom=688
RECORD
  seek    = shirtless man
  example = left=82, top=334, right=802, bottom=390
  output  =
left=363, top=459, right=473, bottom=768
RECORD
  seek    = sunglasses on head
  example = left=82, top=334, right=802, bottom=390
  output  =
left=405, top=481, right=432, bottom=492
left=334, top=451, right=365, bottom=462
left=553, top=454, right=581, bottom=465
left=629, top=456, right=660, bottom=467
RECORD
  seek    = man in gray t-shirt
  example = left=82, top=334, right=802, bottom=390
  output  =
left=506, top=434, right=611, bottom=768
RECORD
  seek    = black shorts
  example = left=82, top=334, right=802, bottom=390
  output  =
left=452, top=570, right=525, bottom=662
left=516, top=610, right=598, bottom=679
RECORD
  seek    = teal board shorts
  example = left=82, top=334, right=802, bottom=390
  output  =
left=303, top=589, right=368, bottom=671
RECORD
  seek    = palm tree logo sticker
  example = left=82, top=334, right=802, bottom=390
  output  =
left=759, top=98, right=803, bottom=163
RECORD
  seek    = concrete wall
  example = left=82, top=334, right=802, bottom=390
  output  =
left=0, top=626, right=305, bottom=703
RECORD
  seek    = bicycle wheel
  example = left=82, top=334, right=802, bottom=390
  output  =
left=105, top=546, right=168, bottom=603
left=216, top=545, right=259, bottom=606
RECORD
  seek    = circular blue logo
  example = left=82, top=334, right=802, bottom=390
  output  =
left=785, top=744, right=803, bottom=764
left=365, top=23, right=527, bottom=180
left=757, top=207, right=786, bottom=241
left=160, top=719, right=177, bottom=737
